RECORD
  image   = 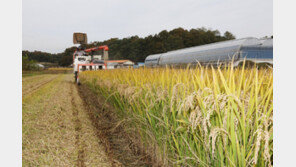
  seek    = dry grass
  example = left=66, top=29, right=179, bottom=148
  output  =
left=22, top=74, right=112, bottom=166
left=22, top=74, right=59, bottom=97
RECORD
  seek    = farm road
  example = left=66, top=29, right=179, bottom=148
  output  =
left=22, top=74, right=113, bottom=166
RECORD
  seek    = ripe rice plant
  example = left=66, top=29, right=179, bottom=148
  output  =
left=80, top=64, right=273, bottom=167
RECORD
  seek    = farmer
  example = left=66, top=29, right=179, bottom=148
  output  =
left=74, top=46, right=86, bottom=57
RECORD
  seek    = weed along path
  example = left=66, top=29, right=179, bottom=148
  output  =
left=22, top=74, right=112, bottom=166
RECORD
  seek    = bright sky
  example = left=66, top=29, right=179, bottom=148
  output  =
left=23, top=0, right=273, bottom=53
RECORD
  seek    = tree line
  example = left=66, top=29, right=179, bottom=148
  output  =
left=22, top=27, right=235, bottom=67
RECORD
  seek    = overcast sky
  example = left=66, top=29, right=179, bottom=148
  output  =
left=23, top=0, right=273, bottom=53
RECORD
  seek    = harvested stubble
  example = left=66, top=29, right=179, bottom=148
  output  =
left=47, top=67, right=73, bottom=71
left=80, top=63, right=273, bottom=167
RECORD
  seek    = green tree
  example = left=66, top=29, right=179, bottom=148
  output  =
left=224, top=31, right=236, bottom=40
left=22, top=54, right=38, bottom=70
left=22, top=27, right=236, bottom=64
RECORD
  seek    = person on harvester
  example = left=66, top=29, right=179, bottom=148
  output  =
left=74, top=45, right=86, bottom=57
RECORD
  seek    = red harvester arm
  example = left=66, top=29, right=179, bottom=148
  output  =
left=84, top=45, right=109, bottom=52
left=73, top=45, right=109, bottom=63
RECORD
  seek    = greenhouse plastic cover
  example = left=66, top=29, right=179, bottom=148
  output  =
left=145, top=37, right=273, bottom=66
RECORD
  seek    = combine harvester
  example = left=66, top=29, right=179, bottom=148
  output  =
left=72, top=33, right=109, bottom=84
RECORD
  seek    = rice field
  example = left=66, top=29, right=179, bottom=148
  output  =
left=47, top=67, right=73, bottom=71
left=22, top=74, right=112, bottom=166
left=80, top=64, right=273, bottom=167
left=22, top=68, right=72, bottom=77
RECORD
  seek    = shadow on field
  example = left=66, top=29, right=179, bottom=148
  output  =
left=77, top=84, right=157, bottom=167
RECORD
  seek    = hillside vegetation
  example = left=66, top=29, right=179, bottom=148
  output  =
left=22, top=27, right=235, bottom=66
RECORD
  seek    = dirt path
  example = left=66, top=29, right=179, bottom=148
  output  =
left=22, top=74, right=112, bottom=166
